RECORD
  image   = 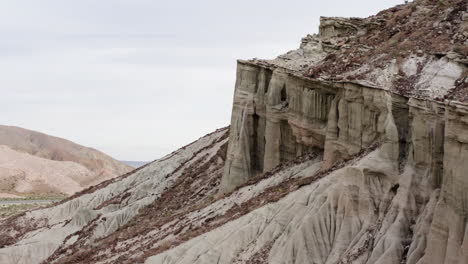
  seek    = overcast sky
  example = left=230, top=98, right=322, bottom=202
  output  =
left=0, top=0, right=404, bottom=161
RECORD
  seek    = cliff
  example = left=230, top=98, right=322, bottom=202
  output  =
left=0, top=0, right=467, bottom=263
left=221, top=0, right=467, bottom=192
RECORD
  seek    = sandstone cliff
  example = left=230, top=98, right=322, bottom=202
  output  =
left=0, top=0, right=467, bottom=263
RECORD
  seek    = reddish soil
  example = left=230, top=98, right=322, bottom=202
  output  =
left=1, top=128, right=378, bottom=264
left=447, top=73, right=468, bottom=101
left=305, top=0, right=467, bottom=100
left=46, top=135, right=377, bottom=263
left=133, top=144, right=378, bottom=263
left=0, top=127, right=229, bottom=253
left=46, top=130, right=230, bottom=263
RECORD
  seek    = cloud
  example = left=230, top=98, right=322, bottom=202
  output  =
left=0, top=0, right=404, bottom=160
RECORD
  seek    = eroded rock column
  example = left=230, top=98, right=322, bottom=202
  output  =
left=423, top=102, right=468, bottom=264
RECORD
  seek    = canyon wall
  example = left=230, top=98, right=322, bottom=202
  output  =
left=221, top=62, right=335, bottom=192
left=221, top=61, right=399, bottom=193
left=218, top=59, right=468, bottom=263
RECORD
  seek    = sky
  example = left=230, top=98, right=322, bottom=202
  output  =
left=0, top=0, right=404, bottom=161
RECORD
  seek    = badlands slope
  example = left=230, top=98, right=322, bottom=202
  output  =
left=0, top=0, right=467, bottom=263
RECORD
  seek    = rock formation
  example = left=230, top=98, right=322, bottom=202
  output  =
left=0, top=0, right=467, bottom=263
left=0, top=126, right=132, bottom=197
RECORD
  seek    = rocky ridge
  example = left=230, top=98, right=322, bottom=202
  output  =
left=0, top=1, right=467, bottom=263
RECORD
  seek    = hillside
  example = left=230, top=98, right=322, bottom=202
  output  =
left=0, top=146, right=96, bottom=196
left=0, top=126, right=132, bottom=197
left=0, top=0, right=467, bottom=263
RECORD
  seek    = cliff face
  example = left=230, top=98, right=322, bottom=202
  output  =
left=221, top=0, right=467, bottom=193
left=426, top=102, right=468, bottom=263
left=0, top=1, right=467, bottom=263
left=215, top=0, right=468, bottom=262
left=214, top=56, right=466, bottom=262
left=220, top=62, right=394, bottom=193
left=220, top=60, right=451, bottom=193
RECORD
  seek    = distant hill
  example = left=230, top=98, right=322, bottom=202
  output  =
left=120, top=160, right=150, bottom=168
left=0, top=125, right=132, bottom=198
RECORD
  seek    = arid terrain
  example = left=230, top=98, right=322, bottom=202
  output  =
left=0, top=126, right=132, bottom=198
left=0, top=0, right=467, bottom=263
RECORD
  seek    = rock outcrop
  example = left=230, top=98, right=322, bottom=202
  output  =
left=0, top=126, right=132, bottom=197
left=0, top=0, right=467, bottom=263
left=221, top=0, right=467, bottom=193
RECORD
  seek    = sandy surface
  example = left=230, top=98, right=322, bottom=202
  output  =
left=0, top=193, right=21, bottom=199
left=0, top=145, right=91, bottom=195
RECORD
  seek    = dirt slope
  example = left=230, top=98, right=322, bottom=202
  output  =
left=0, top=126, right=132, bottom=197
left=0, top=145, right=93, bottom=196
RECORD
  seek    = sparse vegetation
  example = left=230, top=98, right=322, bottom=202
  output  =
left=0, top=203, right=46, bottom=219
left=0, top=193, right=67, bottom=201
left=305, top=0, right=467, bottom=101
